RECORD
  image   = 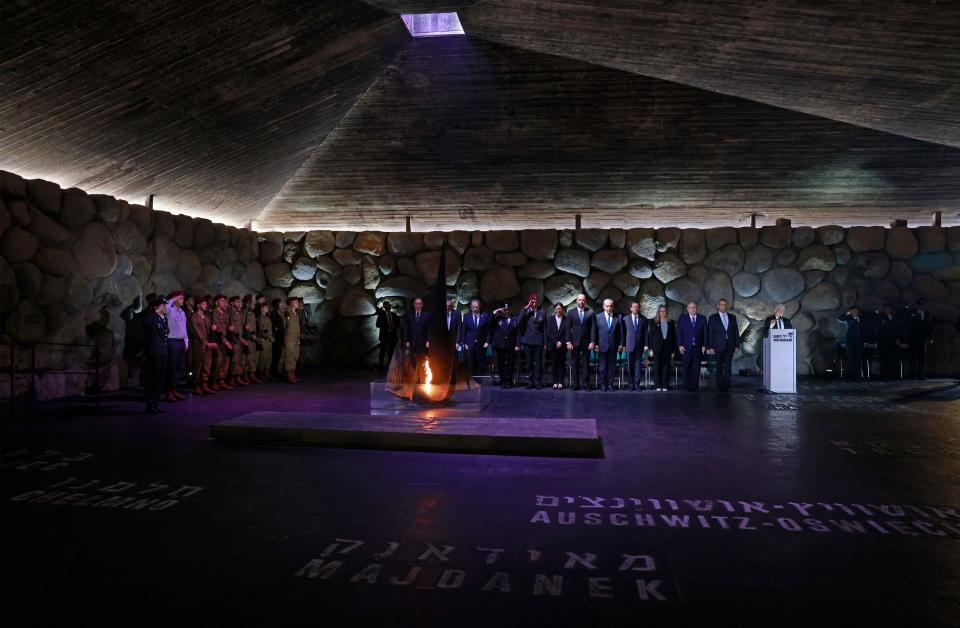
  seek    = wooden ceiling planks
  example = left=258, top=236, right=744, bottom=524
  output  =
left=0, top=0, right=410, bottom=225
left=253, top=36, right=960, bottom=232
left=361, top=2, right=485, bottom=13
left=458, top=0, right=960, bottom=148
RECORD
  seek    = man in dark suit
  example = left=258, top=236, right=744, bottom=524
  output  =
left=545, top=302, right=570, bottom=388
left=143, top=295, right=169, bottom=415
left=566, top=293, right=595, bottom=391
left=839, top=306, right=865, bottom=380
left=460, top=298, right=491, bottom=376
left=441, top=297, right=461, bottom=342
left=876, top=303, right=899, bottom=380
left=762, top=304, right=793, bottom=337
left=517, top=293, right=547, bottom=389
left=592, top=298, right=622, bottom=392
left=622, top=301, right=647, bottom=391
left=491, top=303, right=520, bottom=388
left=677, top=302, right=707, bottom=392
left=402, top=297, right=432, bottom=383
left=904, top=299, right=934, bottom=380
left=706, top=298, right=740, bottom=392
left=375, top=301, right=399, bottom=372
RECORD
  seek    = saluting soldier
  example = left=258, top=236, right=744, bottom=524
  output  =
left=189, top=296, right=217, bottom=395
left=283, top=296, right=302, bottom=384
left=256, top=301, right=274, bottom=381
left=228, top=295, right=248, bottom=386
left=212, top=295, right=233, bottom=390
left=242, top=295, right=260, bottom=383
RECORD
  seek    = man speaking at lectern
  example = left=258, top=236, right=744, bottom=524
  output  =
left=762, top=304, right=793, bottom=336
left=706, top=298, right=740, bottom=392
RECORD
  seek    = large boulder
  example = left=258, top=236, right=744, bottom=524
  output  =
left=292, top=256, right=317, bottom=281
left=353, top=232, right=386, bottom=256
left=378, top=255, right=395, bottom=276
left=609, top=229, right=626, bottom=249
left=175, top=249, right=201, bottom=286
left=655, top=228, right=681, bottom=252
left=591, top=249, right=627, bottom=273
left=495, top=252, right=528, bottom=267
left=485, top=231, right=519, bottom=252
left=679, top=229, right=706, bottom=264
left=334, top=231, right=355, bottom=248
left=463, top=247, right=495, bottom=271
left=738, top=227, right=759, bottom=249
left=300, top=230, right=333, bottom=258
left=0, top=258, right=19, bottom=317
left=480, top=266, right=520, bottom=302
left=703, top=244, right=745, bottom=275
left=665, top=278, right=703, bottom=304
left=265, top=262, right=294, bottom=288
left=761, top=267, right=804, bottom=302
left=339, top=288, right=376, bottom=316
left=796, top=245, right=836, bottom=271
left=852, top=252, right=890, bottom=278
left=775, top=248, right=797, bottom=266
left=27, top=206, right=73, bottom=246
left=288, top=285, right=325, bottom=305
left=816, top=225, right=845, bottom=246
left=913, top=276, right=949, bottom=302
left=908, top=251, right=954, bottom=273
left=5, top=299, right=46, bottom=341
left=703, top=271, right=734, bottom=305
left=626, top=228, right=656, bottom=260
left=455, top=271, right=479, bottom=303
left=316, top=255, right=342, bottom=277
left=375, top=275, right=427, bottom=300
left=0, top=170, right=27, bottom=198
left=759, top=225, right=791, bottom=249
left=574, top=229, right=607, bottom=251
left=584, top=271, right=610, bottom=299
left=362, top=256, right=380, bottom=289
left=244, top=262, right=266, bottom=291
left=884, top=227, right=918, bottom=259
left=847, top=226, right=885, bottom=252
left=520, top=230, right=557, bottom=260
left=802, top=283, right=841, bottom=310
left=888, top=261, right=913, bottom=288
left=447, top=231, right=470, bottom=255
left=612, top=272, right=640, bottom=297
left=59, top=188, right=96, bottom=230
left=333, top=248, right=360, bottom=266
left=415, top=249, right=461, bottom=285
left=544, top=274, right=583, bottom=306
left=27, top=179, right=61, bottom=214
left=554, top=248, right=591, bottom=277
left=150, top=236, right=179, bottom=274
left=518, top=260, right=555, bottom=279
left=652, top=253, right=686, bottom=283
left=628, top=259, right=653, bottom=279
left=114, top=221, right=147, bottom=254
left=705, top=227, right=737, bottom=252
left=13, top=262, right=41, bottom=299
left=732, top=272, right=760, bottom=297
left=129, top=204, right=153, bottom=235
left=804, top=270, right=826, bottom=289
left=2, top=226, right=39, bottom=263
left=833, top=244, right=852, bottom=265
left=792, top=227, right=816, bottom=248
left=173, top=215, right=194, bottom=248
left=73, top=222, right=117, bottom=279
left=282, top=242, right=300, bottom=264
left=153, top=212, right=175, bottom=240
left=638, top=278, right=665, bottom=318
left=259, top=232, right=284, bottom=264
left=33, top=247, right=71, bottom=277
left=387, top=233, right=424, bottom=257
left=914, top=227, right=945, bottom=253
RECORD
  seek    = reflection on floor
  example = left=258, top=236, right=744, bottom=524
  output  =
left=2, top=373, right=959, bottom=627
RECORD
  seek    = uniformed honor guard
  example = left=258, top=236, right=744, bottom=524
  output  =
left=256, top=301, right=274, bottom=381
left=212, top=295, right=233, bottom=390
left=270, top=298, right=285, bottom=380
left=242, top=295, right=260, bottom=383
left=164, top=290, right=189, bottom=402
left=143, top=295, right=169, bottom=414
left=189, top=296, right=217, bottom=395
left=517, top=293, right=546, bottom=389
left=283, top=296, right=302, bottom=383
left=228, top=295, right=247, bottom=386
left=491, top=303, right=520, bottom=388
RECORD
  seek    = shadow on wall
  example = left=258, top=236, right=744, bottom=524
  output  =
left=2, top=170, right=960, bottom=399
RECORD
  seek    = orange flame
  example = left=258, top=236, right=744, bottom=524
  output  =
left=423, top=357, right=433, bottom=387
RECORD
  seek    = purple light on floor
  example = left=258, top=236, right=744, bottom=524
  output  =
left=401, top=12, right=464, bottom=38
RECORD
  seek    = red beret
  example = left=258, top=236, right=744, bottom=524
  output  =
left=168, top=290, right=184, bottom=299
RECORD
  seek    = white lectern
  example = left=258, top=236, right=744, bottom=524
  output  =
left=763, top=329, right=797, bottom=393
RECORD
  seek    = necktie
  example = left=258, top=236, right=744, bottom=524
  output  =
left=722, top=313, right=727, bottom=329
left=778, top=318, right=782, bottom=329
left=633, top=316, right=637, bottom=330
left=607, top=315, right=611, bottom=331
left=474, top=314, right=478, bottom=327
left=416, top=312, right=420, bottom=320
left=447, top=314, right=451, bottom=330
left=691, top=315, right=695, bottom=325
left=579, top=310, right=583, bottom=323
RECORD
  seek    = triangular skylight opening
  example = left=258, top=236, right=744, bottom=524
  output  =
left=401, top=12, right=464, bottom=37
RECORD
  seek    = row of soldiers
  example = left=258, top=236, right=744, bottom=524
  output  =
left=138, top=291, right=304, bottom=414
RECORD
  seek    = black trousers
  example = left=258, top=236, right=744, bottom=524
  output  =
left=653, top=351, right=671, bottom=389
left=495, top=348, right=515, bottom=386
left=846, top=346, right=863, bottom=380
left=597, top=349, right=617, bottom=389
left=570, top=346, right=590, bottom=389
left=378, top=334, right=396, bottom=369
left=270, top=337, right=284, bottom=376
left=548, top=346, right=566, bottom=385
left=878, top=340, right=898, bottom=379
left=522, top=343, right=542, bottom=386
left=911, top=342, right=928, bottom=379
left=680, top=346, right=701, bottom=391
left=627, top=348, right=644, bottom=389
left=714, top=347, right=734, bottom=392
left=145, top=352, right=167, bottom=409
left=465, top=343, right=486, bottom=375
left=165, top=338, right=186, bottom=391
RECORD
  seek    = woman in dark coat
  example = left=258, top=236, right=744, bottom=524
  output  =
left=646, top=304, right=677, bottom=391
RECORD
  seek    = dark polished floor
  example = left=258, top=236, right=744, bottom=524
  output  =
left=2, top=372, right=959, bottom=627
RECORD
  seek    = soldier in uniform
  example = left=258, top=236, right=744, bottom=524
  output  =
left=189, top=296, right=218, bottom=395
left=256, top=301, right=274, bottom=381
left=283, top=296, right=302, bottom=383
left=242, top=295, right=261, bottom=383
left=212, top=295, right=234, bottom=390
left=270, top=298, right=285, bottom=380
left=517, top=293, right=546, bottom=389
left=228, top=295, right=248, bottom=386
left=491, top=303, right=520, bottom=388
left=143, top=295, right=169, bottom=415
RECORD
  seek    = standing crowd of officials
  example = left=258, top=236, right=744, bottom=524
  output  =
left=124, top=291, right=306, bottom=414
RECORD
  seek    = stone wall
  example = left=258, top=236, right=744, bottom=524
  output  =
left=2, top=170, right=960, bottom=400
left=0, top=171, right=269, bottom=399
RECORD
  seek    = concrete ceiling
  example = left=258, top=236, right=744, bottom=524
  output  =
left=1, top=0, right=958, bottom=229
left=255, top=36, right=960, bottom=231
